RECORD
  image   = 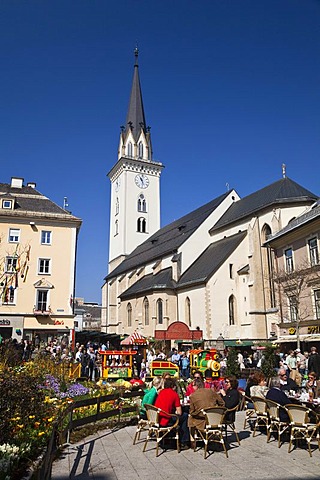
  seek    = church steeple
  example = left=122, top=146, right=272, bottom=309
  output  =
left=109, top=48, right=163, bottom=270
left=125, top=47, right=147, bottom=142
left=119, top=48, right=152, bottom=161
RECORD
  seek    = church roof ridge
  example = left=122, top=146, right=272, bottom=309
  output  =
left=210, top=177, right=318, bottom=232
left=105, top=190, right=231, bottom=280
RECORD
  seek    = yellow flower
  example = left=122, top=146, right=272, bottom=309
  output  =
left=47, top=417, right=54, bottom=422
left=17, top=424, right=24, bottom=429
left=38, top=431, right=45, bottom=436
left=34, top=422, right=40, bottom=428
left=29, top=415, right=35, bottom=419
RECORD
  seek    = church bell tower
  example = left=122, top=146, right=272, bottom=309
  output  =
left=107, top=48, right=163, bottom=272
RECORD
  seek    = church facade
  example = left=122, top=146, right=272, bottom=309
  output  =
left=102, top=51, right=318, bottom=348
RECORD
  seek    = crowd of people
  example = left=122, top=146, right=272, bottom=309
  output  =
left=136, top=346, right=320, bottom=450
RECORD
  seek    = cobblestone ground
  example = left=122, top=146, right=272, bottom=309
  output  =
left=51, top=411, right=320, bottom=480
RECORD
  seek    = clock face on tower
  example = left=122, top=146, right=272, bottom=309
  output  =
left=135, top=174, right=149, bottom=189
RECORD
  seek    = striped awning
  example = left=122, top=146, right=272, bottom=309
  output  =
left=120, top=331, right=148, bottom=345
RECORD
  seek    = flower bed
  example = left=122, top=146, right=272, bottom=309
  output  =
left=0, top=352, right=142, bottom=480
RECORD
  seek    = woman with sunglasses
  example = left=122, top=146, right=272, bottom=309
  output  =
left=305, top=371, right=320, bottom=398
left=220, top=375, right=241, bottom=422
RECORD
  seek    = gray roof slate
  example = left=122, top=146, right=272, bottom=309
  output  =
left=106, top=191, right=230, bottom=280
left=119, top=267, right=177, bottom=300
left=264, top=202, right=320, bottom=244
left=177, top=231, right=247, bottom=288
left=210, top=177, right=318, bottom=232
left=0, top=182, right=81, bottom=221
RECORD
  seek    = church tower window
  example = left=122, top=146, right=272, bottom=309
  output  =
left=115, top=197, right=119, bottom=215
left=138, top=142, right=143, bottom=158
left=137, top=217, right=147, bottom=233
left=137, top=194, right=147, bottom=212
left=115, top=219, right=118, bottom=235
left=127, top=142, right=133, bottom=157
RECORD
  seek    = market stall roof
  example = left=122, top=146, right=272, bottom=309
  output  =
left=120, top=331, right=148, bottom=345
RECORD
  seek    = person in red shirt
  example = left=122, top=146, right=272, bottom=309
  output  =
left=154, top=377, right=190, bottom=449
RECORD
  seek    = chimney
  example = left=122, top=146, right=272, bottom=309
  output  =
left=11, top=177, right=24, bottom=188
left=27, top=182, right=36, bottom=189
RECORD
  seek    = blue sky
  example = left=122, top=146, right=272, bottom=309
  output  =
left=1, top=1, right=319, bottom=303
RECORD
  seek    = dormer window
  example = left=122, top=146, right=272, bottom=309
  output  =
left=2, top=199, right=13, bottom=209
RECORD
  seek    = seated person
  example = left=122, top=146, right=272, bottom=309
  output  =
left=245, top=372, right=258, bottom=398
left=250, top=372, right=269, bottom=398
left=140, top=376, right=161, bottom=419
left=186, top=371, right=203, bottom=397
left=154, top=377, right=190, bottom=449
left=188, top=378, right=224, bottom=440
left=219, top=375, right=240, bottom=422
left=305, top=371, right=320, bottom=398
left=266, top=376, right=290, bottom=422
left=278, top=368, right=299, bottom=392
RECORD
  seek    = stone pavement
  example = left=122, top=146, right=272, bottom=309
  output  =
left=51, top=411, right=320, bottom=480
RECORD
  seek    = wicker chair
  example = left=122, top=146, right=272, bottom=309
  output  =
left=286, top=404, right=319, bottom=457
left=194, top=407, right=228, bottom=458
left=243, top=395, right=256, bottom=429
left=265, top=399, right=290, bottom=448
left=142, top=404, right=180, bottom=456
left=133, top=398, right=149, bottom=445
left=223, top=405, right=241, bottom=446
left=251, top=396, right=269, bottom=437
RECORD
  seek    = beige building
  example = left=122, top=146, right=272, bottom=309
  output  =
left=0, top=177, right=82, bottom=344
left=264, top=202, right=320, bottom=349
left=102, top=52, right=319, bottom=349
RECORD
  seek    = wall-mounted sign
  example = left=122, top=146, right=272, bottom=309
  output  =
left=308, top=325, right=320, bottom=335
left=0, top=319, right=10, bottom=326
left=288, top=327, right=296, bottom=335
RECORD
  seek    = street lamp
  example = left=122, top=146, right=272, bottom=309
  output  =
left=216, top=333, right=225, bottom=354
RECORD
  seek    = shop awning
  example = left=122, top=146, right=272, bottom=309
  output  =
left=224, top=340, right=253, bottom=347
left=120, top=331, right=148, bottom=346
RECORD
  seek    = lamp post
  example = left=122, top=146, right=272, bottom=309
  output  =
left=216, top=333, right=225, bottom=355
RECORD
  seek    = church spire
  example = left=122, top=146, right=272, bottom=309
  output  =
left=125, top=47, right=147, bottom=142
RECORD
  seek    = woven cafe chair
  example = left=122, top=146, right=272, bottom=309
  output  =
left=194, top=407, right=228, bottom=459
left=265, top=399, right=290, bottom=448
left=251, top=396, right=269, bottom=437
left=286, top=404, right=319, bottom=457
left=142, top=404, right=180, bottom=456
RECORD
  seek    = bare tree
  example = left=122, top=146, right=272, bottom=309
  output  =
left=272, top=258, right=320, bottom=349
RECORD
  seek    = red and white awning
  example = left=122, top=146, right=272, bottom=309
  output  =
left=120, top=331, right=148, bottom=345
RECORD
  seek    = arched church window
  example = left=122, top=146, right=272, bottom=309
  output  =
left=127, top=303, right=132, bottom=327
left=137, top=217, right=147, bottom=233
left=127, top=142, right=133, bottom=157
left=185, top=297, right=191, bottom=327
left=229, top=295, right=236, bottom=326
left=115, top=219, right=118, bottom=235
left=137, top=194, right=147, bottom=213
left=138, top=142, right=143, bottom=158
left=157, top=298, right=163, bottom=324
left=262, top=223, right=276, bottom=308
left=143, top=297, right=149, bottom=326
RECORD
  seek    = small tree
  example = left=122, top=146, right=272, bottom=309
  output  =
left=259, top=343, right=277, bottom=379
left=226, top=347, right=240, bottom=377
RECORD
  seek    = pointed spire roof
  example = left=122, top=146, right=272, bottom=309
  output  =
left=125, top=47, right=147, bottom=141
